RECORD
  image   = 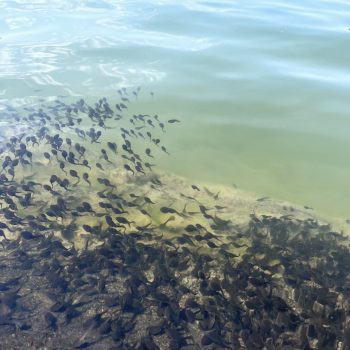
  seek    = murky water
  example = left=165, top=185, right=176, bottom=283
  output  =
left=1, top=2, right=350, bottom=349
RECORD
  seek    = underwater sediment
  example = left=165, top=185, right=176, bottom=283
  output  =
left=0, top=91, right=350, bottom=349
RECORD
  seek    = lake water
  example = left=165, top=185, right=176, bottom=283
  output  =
left=2, top=2, right=350, bottom=349
left=1, top=0, right=350, bottom=222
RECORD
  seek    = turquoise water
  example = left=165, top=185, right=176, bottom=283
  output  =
left=1, top=0, right=350, bottom=221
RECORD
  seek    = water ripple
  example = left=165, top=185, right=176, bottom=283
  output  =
left=268, top=59, right=350, bottom=86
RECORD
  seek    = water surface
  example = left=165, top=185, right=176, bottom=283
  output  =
left=1, top=0, right=350, bottom=221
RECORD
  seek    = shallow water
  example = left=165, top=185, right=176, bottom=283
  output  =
left=1, top=1, right=350, bottom=220
left=2, top=3, right=350, bottom=347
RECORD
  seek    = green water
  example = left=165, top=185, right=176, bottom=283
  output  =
left=1, top=0, right=350, bottom=221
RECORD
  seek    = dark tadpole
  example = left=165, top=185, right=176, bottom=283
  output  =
left=82, top=173, right=91, bottom=186
left=145, top=148, right=153, bottom=158
left=207, top=241, right=219, bottom=248
left=43, top=152, right=51, bottom=162
left=51, top=149, right=58, bottom=157
left=82, top=159, right=91, bottom=169
left=144, top=162, right=155, bottom=171
left=147, top=119, right=155, bottom=128
left=159, top=215, right=175, bottom=228
left=65, top=306, right=81, bottom=323
left=97, top=177, right=116, bottom=189
left=160, top=206, right=182, bottom=216
left=144, top=197, right=155, bottom=205
left=43, top=184, right=53, bottom=192
left=115, top=216, right=135, bottom=227
left=8, top=168, right=15, bottom=180
left=176, top=235, right=195, bottom=247
left=59, top=178, right=70, bottom=191
left=81, top=202, right=95, bottom=214
left=61, top=150, right=68, bottom=160
left=101, top=149, right=112, bottom=163
left=99, top=202, right=113, bottom=210
left=0, top=276, right=21, bottom=292
left=124, top=164, right=134, bottom=175
left=45, top=312, right=57, bottom=330
left=50, top=174, right=58, bottom=187
left=139, top=208, right=151, bottom=217
left=69, top=169, right=80, bottom=184
left=184, top=224, right=197, bottom=233
left=82, top=224, right=93, bottom=233
left=0, top=288, right=22, bottom=309
left=30, top=135, right=39, bottom=146
left=111, top=207, right=128, bottom=215
left=135, top=165, right=145, bottom=175
left=105, top=215, right=117, bottom=227
left=161, top=146, right=169, bottom=154
left=50, top=301, right=67, bottom=313
left=107, top=142, right=117, bottom=154
left=96, top=162, right=104, bottom=171
left=66, top=137, right=72, bottom=147
left=21, top=230, right=41, bottom=240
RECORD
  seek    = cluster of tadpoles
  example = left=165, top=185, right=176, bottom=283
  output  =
left=0, top=90, right=350, bottom=349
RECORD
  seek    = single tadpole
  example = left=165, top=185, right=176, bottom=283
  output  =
left=145, top=148, right=153, bottom=158
left=82, top=173, right=91, bottom=186
left=107, top=142, right=117, bottom=154
left=43, top=152, right=51, bottom=163
left=69, top=169, right=80, bottom=184
left=124, top=164, right=134, bottom=175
